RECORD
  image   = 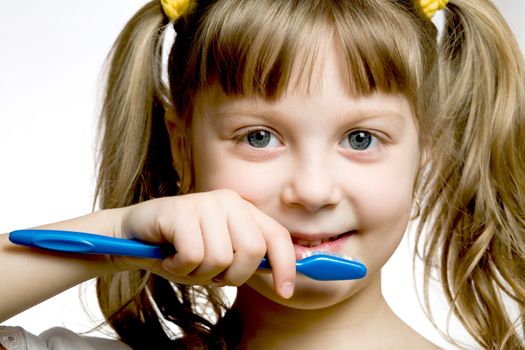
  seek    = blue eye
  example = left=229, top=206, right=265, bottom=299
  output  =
left=244, top=130, right=280, bottom=148
left=341, top=131, right=379, bottom=151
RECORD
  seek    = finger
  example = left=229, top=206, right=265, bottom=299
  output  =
left=218, top=202, right=267, bottom=286
left=248, top=204, right=296, bottom=299
left=185, top=202, right=233, bottom=282
left=160, top=203, right=205, bottom=276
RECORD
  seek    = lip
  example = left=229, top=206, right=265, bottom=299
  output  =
left=292, top=230, right=355, bottom=260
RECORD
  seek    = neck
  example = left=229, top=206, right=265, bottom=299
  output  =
left=232, top=273, right=400, bottom=349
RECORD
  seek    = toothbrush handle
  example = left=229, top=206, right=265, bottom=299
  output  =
left=9, top=230, right=368, bottom=281
left=258, top=256, right=272, bottom=269
left=9, top=229, right=175, bottom=259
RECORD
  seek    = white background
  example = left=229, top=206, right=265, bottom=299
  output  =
left=1, top=1, right=523, bottom=349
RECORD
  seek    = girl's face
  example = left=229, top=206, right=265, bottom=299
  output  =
left=183, top=43, right=420, bottom=309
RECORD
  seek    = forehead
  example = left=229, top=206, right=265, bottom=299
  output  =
left=194, top=36, right=414, bottom=125
left=185, top=0, right=426, bottom=101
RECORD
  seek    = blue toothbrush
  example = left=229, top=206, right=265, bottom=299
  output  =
left=8, top=229, right=367, bottom=281
left=258, top=253, right=366, bottom=281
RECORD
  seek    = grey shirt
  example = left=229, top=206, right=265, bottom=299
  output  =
left=0, top=326, right=131, bottom=350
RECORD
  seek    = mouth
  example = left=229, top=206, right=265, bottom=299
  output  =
left=292, top=230, right=357, bottom=260
left=291, top=230, right=355, bottom=248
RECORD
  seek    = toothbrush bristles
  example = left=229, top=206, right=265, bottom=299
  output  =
left=299, top=250, right=355, bottom=261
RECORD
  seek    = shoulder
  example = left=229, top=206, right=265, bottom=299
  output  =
left=1, top=326, right=26, bottom=350
left=0, top=326, right=132, bottom=350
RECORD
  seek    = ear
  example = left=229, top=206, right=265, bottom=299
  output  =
left=164, top=108, right=191, bottom=191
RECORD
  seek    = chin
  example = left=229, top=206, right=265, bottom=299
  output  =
left=246, top=273, right=371, bottom=310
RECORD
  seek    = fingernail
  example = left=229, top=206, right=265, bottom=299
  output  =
left=280, top=281, right=294, bottom=299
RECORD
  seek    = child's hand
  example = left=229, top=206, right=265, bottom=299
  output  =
left=114, top=189, right=296, bottom=298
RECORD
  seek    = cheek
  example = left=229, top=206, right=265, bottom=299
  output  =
left=349, top=157, right=419, bottom=273
left=349, top=154, right=418, bottom=232
left=196, top=161, right=262, bottom=193
left=192, top=140, right=278, bottom=202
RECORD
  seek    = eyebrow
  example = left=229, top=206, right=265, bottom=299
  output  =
left=345, top=109, right=407, bottom=121
left=212, top=105, right=407, bottom=123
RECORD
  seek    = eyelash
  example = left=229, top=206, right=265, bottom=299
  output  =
left=234, top=128, right=282, bottom=149
left=234, top=128, right=386, bottom=151
left=339, top=130, right=384, bottom=152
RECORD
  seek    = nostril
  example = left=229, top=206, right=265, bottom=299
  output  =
left=281, top=177, right=342, bottom=212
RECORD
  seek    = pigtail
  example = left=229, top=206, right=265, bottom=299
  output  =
left=95, top=1, right=175, bottom=209
left=92, top=1, right=228, bottom=348
left=94, top=0, right=174, bottom=347
left=418, top=0, right=525, bottom=348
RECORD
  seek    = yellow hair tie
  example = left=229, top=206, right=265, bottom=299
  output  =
left=419, top=0, right=448, bottom=19
left=160, top=0, right=193, bottom=22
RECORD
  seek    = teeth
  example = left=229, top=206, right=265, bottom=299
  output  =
left=309, top=240, right=322, bottom=247
left=299, top=250, right=356, bottom=261
left=295, top=233, right=346, bottom=247
left=296, top=239, right=322, bottom=247
left=296, top=239, right=309, bottom=246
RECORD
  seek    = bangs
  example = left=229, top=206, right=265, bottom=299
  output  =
left=172, top=0, right=436, bottom=108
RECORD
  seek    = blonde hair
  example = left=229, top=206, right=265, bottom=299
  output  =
left=94, top=0, right=524, bottom=348
left=417, top=0, right=525, bottom=348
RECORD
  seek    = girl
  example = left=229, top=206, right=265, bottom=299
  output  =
left=1, top=0, right=524, bottom=349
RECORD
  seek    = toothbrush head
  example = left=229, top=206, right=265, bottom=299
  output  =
left=295, top=252, right=367, bottom=280
left=258, top=251, right=367, bottom=281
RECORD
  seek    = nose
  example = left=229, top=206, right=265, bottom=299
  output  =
left=280, top=156, right=342, bottom=212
